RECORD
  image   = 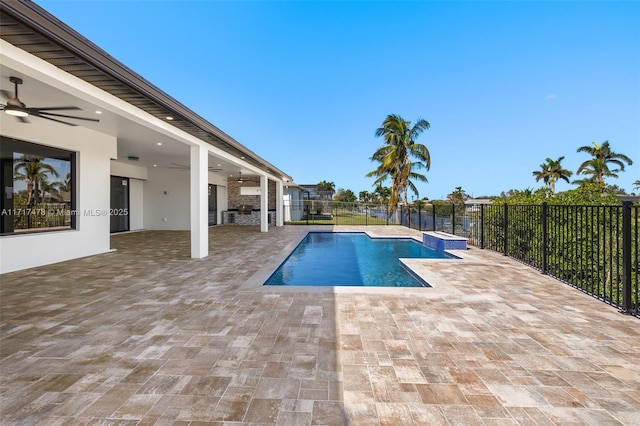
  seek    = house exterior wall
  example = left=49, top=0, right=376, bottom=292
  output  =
left=108, top=165, right=230, bottom=231
left=129, top=179, right=144, bottom=231
left=208, top=171, right=227, bottom=225
left=227, top=177, right=276, bottom=210
left=284, top=187, right=304, bottom=221
left=0, top=115, right=116, bottom=274
left=143, top=167, right=190, bottom=231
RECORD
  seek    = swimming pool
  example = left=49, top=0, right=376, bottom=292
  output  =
left=264, top=232, right=456, bottom=287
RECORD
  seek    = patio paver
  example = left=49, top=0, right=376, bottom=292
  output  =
left=1, top=225, right=639, bottom=425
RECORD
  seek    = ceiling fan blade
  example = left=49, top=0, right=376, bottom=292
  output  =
left=32, top=106, right=81, bottom=111
left=169, top=163, right=189, bottom=170
left=1, top=90, right=12, bottom=100
left=0, top=107, right=30, bottom=123
left=35, top=111, right=99, bottom=122
left=33, top=114, right=77, bottom=126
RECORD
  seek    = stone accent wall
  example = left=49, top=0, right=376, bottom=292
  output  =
left=222, top=211, right=275, bottom=226
left=227, top=177, right=277, bottom=210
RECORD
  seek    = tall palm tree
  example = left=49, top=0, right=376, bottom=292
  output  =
left=366, top=114, right=431, bottom=219
left=14, top=155, right=60, bottom=206
left=575, top=141, right=633, bottom=186
left=532, top=156, right=573, bottom=193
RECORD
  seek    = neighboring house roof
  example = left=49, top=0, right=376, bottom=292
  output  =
left=466, top=198, right=493, bottom=205
left=298, top=184, right=334, bottom=199
left=0, top=0, right=292, bottom=181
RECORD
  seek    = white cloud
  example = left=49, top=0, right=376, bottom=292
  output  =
left=545, top=94, right=558, bottom=100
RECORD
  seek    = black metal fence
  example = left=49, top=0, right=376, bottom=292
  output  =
left=465, top=202, right=639, bottom=317
left=285, top=200, right=464, bottom=230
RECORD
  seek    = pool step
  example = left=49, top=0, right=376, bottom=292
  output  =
left=423, top=231, right=467, bottom=251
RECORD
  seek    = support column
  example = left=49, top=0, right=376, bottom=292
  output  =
left=190, top=144, right=208, bottom=258
left=276, top=180, right=284, bottom=227
left=260, top=174, right=268, bottom=232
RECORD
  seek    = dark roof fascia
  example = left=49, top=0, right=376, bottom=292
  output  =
left=0, top=0, right=292, bottom=181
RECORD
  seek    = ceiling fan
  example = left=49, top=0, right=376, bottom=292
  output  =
left=1, top=76, right=100, bottom=126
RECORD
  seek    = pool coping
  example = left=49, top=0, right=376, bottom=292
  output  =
left=240, top=226, right=476, bottom=295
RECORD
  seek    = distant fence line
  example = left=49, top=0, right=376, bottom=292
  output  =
left=284, top=199, right=639, bottom=317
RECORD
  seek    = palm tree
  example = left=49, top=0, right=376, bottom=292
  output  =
left=532, top=156, right=573, bottom=193
left=39, top=177, right=62, bottom=203
left=633, top=180, right=640, bottom=191
left=317, top=180, right=335, bottom=200
left=575, top=141, right=633, bottom=186
left=447, top=186, right=468, bottom=205
left=358, top=190, right=372, bottom=203
left=14, top=155, right=60, bottom=206
left=372, top=184, right=391, bottom=204
left=366, top=114, right=431, bottom=220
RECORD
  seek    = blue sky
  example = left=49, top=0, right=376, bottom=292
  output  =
left=38, top=0, right=639, bottom=199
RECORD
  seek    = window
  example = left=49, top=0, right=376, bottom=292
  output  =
left=1, top=136, right=76, bottom=234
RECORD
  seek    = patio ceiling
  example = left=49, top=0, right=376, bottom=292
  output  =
left=0, top=1, right=291, bottom=181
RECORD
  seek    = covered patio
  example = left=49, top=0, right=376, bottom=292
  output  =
left=1, top=226, right=639, bottom=425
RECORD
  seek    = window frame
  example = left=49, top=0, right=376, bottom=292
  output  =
left=1, top=136, right=77, bottom=235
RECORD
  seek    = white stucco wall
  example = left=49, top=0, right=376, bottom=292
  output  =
left=216, top=185, right=228, bottom=220
left=0, top=115, right=117, bottom=274
left=208, top=171, right=227, bottom=225
left=129, top=179, right=144, bottom=231
left=110, top=161, right=148, bottom=181
left=143, top=167, right=190, bottom=230
left=284, top=187, right=304, bottom=221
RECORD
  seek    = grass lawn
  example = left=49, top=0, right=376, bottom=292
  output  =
left=286, top=208, right=389, bottom=225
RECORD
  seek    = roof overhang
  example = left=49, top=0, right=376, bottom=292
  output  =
left=0, top=0, right=293, bottom=182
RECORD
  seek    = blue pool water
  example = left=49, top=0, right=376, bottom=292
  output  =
left=264, top=232, right=455, bottom=287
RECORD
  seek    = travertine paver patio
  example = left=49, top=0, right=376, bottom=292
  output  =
left=1, top=225, right=639, bottom=425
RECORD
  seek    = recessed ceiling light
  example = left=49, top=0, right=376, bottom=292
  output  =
left=156, top=142, right=162, bottom=146
left=166, top=116, right=174, bottom=121
left=153, top=164, right=157, bottom=167
left=95, top=110, right=102, bottom=114
left=217, top=164, right=221, bottom=167
left=240, top=156, right=245, bottom=159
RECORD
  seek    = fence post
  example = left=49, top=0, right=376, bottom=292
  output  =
left=386, top=204, right=389, bottom=226
left=305, top=200, right=309, bottom=225
left=418, top=206, right=422, bottom=231
left=541, top=202, right=548, bottom=274
left=480, top=204, right=485, bottom=249
left=451, top=203, right=456, bottom=235
left=622, top=201, right=632, bottom=314
left=503, top=203, right=508, bottom=256
left=432, top=206, right=436, bottom=231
